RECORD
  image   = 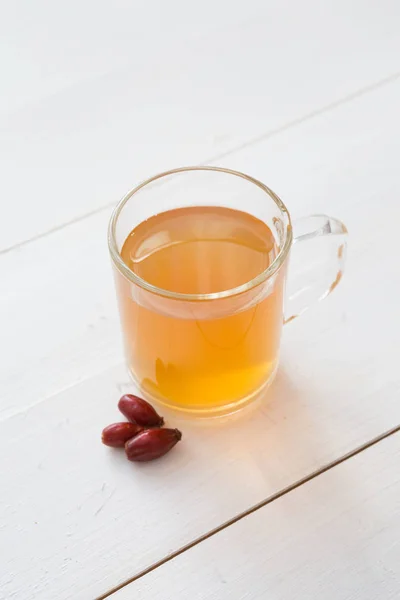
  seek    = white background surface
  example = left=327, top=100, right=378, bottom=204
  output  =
left=1, top=1, right=400, bottom=599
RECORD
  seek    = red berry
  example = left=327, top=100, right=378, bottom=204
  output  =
left=118, top=394, right=164, bottom=427
left=125, top=428, right=182, bottom=462
left=102, top=422, right=143, bottom=448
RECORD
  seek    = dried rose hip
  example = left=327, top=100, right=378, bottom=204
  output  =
left=118, top=394, right=164, bottom=427
left=125, top=428, right=182, bottom=462
left=101, top=422, right=143, bottom=448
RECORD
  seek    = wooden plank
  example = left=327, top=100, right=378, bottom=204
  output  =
left=1, top=68, right=400, bottom=600
left=1, top=370, right=399, bottom=600
left=109, top=431, right=400, bottom=600
left=0, top=210, right=121, bottom=421
left=1, top=0, right=400, bottom=250
left=0, top=0, right=270, bottom=114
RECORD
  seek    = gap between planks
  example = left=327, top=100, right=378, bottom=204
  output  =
left=96, top=423, right=400, bottom=600
left=1, top=69, right=399, bottom=259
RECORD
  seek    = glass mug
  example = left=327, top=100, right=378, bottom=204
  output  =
left=108, top=167, right=347, bottom=417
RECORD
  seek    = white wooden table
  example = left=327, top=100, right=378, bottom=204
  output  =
left=1, top=2, right=400, bottom=598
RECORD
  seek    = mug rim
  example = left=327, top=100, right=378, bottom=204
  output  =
left=108, top=166, right=293, bottom=301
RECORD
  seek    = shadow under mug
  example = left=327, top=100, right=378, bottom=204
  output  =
left=108, top=167, right=347, bottom=417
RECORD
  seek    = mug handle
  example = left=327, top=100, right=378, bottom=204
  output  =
left=284, top=215, right=348, bottom=324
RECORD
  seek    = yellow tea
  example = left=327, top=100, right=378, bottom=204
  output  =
left=116, top=206, right=285, bottom=413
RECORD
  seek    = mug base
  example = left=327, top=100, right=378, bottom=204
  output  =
left=127, top=363, right=278, bottom=419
